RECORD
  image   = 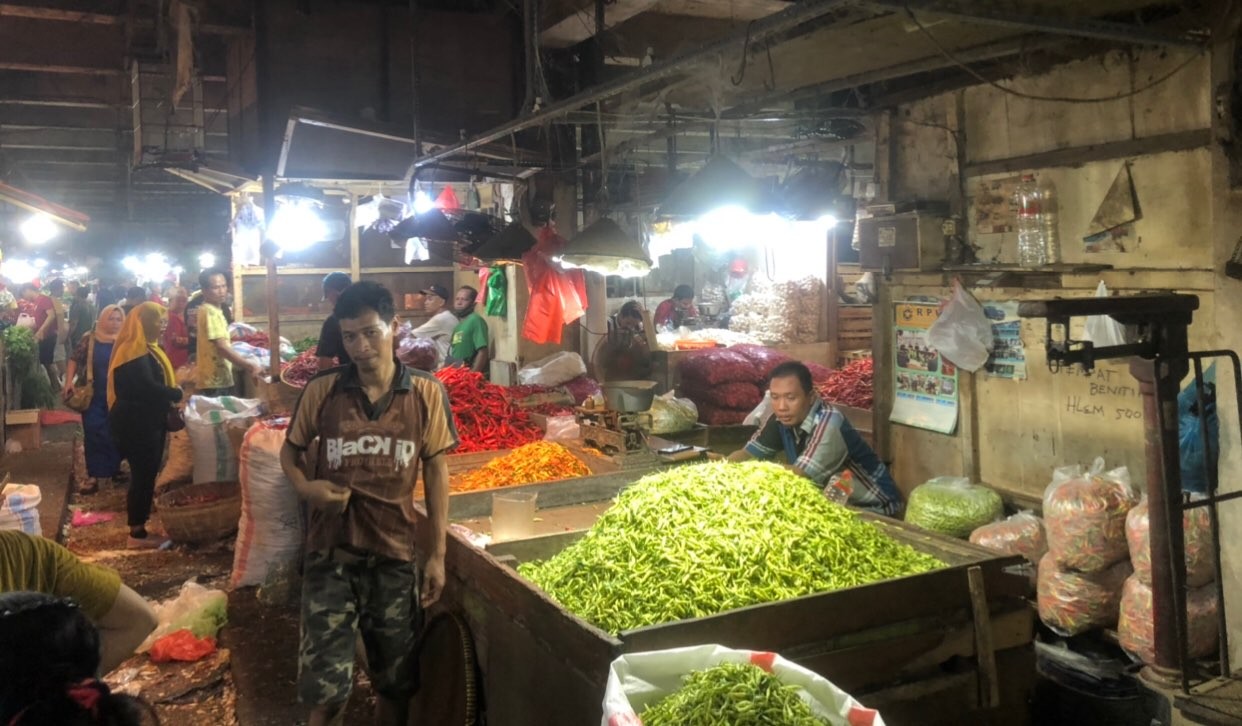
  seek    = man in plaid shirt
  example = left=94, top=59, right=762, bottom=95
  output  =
left=730, top=361, right=903, bottom=517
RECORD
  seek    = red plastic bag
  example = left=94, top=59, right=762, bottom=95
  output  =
left=522, top=227, right=587, bottom=345
left=149, top=629, right=217, bottom=663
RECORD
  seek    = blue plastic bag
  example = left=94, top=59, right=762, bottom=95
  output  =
left=1179, top=365, right=1218, bottom=494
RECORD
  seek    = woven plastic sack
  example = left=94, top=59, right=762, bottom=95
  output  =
left=602, top=644, right=884, bottom=726
left=1118, top=576, right=1219, bottom=664
left=1037, top=554, right=1131, bottom=636
left=185, top=395, right=264, bottom=484
left=0, top=484, right=41, bottom=536
left=905, top=477, right=1003, bottom=539
left=1126, top=500, right=1216, bottom=588
left=1044, top=459, right=1137, bottom=572
left=969, top=511, right=1048, bottom=565
left=231, top=417, right=303, bottom=589
left=677, top=349, right=761, bottom=386
left=155, top=429, right=194, bottom=491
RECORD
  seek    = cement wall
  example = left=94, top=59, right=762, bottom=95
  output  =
left=881, top=45, right=1241, bottom=661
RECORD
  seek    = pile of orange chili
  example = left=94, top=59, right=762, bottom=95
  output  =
left=455, top=441, right=590, bottom=492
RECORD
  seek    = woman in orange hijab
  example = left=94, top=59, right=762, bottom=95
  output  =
left=107, top=303, right=183, bottom=549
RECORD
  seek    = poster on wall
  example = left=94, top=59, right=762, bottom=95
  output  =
left=983, top=302, right=1027, bottom=380
left=891, top=302, right=959, bottom=434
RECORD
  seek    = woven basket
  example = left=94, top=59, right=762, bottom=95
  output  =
left=156, top=480, right=241, bottom=544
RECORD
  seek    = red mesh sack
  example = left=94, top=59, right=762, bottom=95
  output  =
left=729, top=345, right=793, bottom=379
left=682, top=382, right=764, bottom=411
left=805, top=362, right=834, bottom=385
left=677, top=349, right=762, bottom=386
left=696, top=401, right=750, bottom=426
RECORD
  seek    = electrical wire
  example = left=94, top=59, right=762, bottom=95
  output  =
left=904, top=5, right=1205, bottom=104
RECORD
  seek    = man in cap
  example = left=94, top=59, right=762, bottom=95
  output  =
left=410, top=284, right=457, bottom=368
left=316, top=272, right=353, bottom=372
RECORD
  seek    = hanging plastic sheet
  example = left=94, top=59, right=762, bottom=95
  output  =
left=486, top=265, right=507, bottom=317
left=522, top=226, right=587, bottom=344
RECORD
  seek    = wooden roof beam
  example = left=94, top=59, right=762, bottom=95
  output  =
left=0, top=3, right=250, bottom=35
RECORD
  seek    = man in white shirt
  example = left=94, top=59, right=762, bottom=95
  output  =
left=411, top=285, right=458, bottom=368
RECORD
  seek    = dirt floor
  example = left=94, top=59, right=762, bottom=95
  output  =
left=9, top=420, right=380, bottom=726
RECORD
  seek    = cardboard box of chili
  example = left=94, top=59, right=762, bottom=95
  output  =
left=409, top=474, right=1037, bottom=726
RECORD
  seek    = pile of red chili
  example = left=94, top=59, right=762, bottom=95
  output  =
left=281, top=347, right=322, bottom=388
left=816, top=357, right=874, bottom=409
left=435, top=367, right=542, bottom=453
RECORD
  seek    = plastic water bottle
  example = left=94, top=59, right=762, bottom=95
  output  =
left=1040, top=177, right=1061, bottom=265
left=823, top=470, right=855, bottom=505
left=1014, top=175, right=1047, bottom=267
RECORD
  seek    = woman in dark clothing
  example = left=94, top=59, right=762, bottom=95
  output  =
left=61, top=305, right=125, bottom=495
left=107, top=303, right=183, bottom=549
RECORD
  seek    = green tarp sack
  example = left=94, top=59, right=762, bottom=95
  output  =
left=486, top=265, right=507, bottom=317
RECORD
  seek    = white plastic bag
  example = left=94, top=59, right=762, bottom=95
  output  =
left=744, top=391, right=773, bottom=426
left=0, top=484, right=41, bottom=536
left=543, top=415, right=581, bottom=442
left=927, top=281, right=993, bottom=372
left=647, top=392, right=698, bottom=435
left=137, top=580, right=229, bottom=652
left=517, top=351, right=588, bottom=387
left=1084, top=281, right=1127, bottom=347
left=602, top=644, right=884, bottom=726
left=232, top=417, right=303, bottom=589
left=185, top=396, right=265, bottom=484
left=15, top=313, right=35, bottom=330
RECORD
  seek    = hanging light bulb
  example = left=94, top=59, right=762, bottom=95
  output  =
left=556, top=218, right=651, bottom=278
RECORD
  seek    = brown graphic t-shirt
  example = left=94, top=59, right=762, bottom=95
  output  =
left=286, top=363, right=458, bottom=562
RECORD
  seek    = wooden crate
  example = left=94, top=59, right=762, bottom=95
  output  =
left=5, top=409, right=40, bottom=451
left=413, top=493, right=1036, bottom=726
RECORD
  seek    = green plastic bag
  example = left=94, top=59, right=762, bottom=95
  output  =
left=485, top=265, right=507, bottom=317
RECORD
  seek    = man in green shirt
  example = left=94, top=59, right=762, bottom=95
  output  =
left=448, top=286, right=490, bottom=374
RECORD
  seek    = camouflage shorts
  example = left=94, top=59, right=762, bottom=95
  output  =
left=298, top=547, right=419, bottom=706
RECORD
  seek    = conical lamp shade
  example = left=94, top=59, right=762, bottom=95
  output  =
left=656, top=155, right=773, bottom=218
left=558, top=218, right=651, bottom=277
left=472, top=221, right=537, bottom=262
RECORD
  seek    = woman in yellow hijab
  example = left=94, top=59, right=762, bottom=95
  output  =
left=106, top=302, right=184, bottom=548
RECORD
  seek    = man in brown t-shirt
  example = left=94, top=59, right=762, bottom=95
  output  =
left=280, top=281, right=457, bottom=726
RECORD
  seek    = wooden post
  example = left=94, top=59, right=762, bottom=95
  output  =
left=826, top=226, right=840, bottom=364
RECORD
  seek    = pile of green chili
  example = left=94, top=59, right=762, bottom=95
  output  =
left=518, top=461, right=943, bottom=634
left=641, top=662, right=826, bottom=726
